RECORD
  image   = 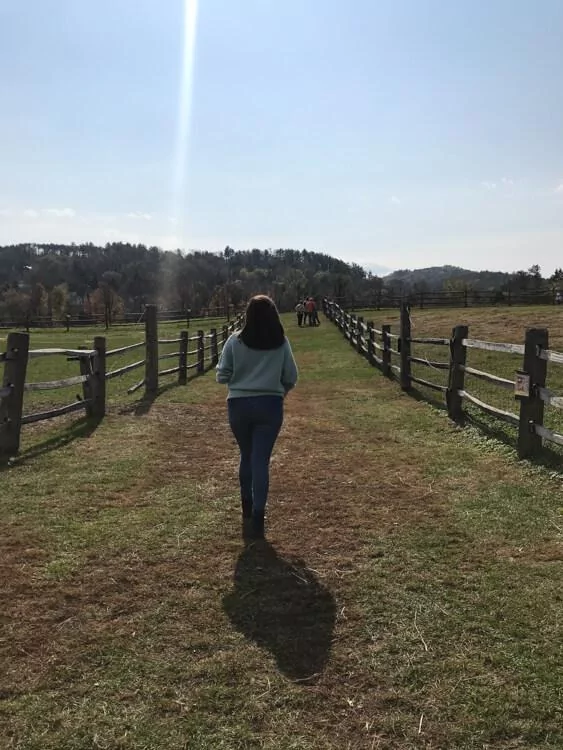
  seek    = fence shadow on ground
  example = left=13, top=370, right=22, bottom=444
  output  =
left=0, top=416, right=100, bottom=472
left=466, top=413, right=563, bottom=475
left=409, top=385, right=563, bottom=473
left=223, top=541, right=336, bottom=683
left=408, top=384, right=449, bottom=414
left=119, top=363, right=218, bottom=417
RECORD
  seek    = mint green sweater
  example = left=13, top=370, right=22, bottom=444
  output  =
left=216, top=334, right=298, bottom=399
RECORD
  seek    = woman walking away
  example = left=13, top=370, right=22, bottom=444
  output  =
left=216, top=295, right=298, bottom=539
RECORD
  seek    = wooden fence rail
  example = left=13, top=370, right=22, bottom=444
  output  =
left=106, top=341, right=146, bottom=357
left=323, top=299, right=563, bottom=459
left=0, top=306, right=243, bottom=456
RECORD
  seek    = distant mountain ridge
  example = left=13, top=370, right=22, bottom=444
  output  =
left=384, top=265, right=512, bottom=291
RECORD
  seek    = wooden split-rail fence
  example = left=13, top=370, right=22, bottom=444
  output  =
left=0, top=305, right=242, bottom=456
left=323, top=299, right=563, bottom=460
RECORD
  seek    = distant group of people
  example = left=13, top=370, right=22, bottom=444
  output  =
left=295, top=297, right=320, bottom=327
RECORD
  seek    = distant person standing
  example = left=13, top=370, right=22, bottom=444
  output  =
left=311, top=299, right=320, bottom=326
left=295, top=301, right=305, bottom=326
left=302, top=298, right=310, bottom=327
left=216, top=295, right=298, bottom=539
left=305, top=297, right=315, bottom=326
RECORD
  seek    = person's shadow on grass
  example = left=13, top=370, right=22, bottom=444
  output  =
left=222, top=541, right=336, bottom=682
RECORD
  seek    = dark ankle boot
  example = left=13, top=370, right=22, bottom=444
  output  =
left=242, top=517, right=253, bottom=540
left=251, top=511, right=265, bottom=539
left=241, top=498, right=253, bottom=539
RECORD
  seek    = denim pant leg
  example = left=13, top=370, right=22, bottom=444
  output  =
left=251, top=398, right=284, bottom=513
left=228, top=400, right=253, bottom=504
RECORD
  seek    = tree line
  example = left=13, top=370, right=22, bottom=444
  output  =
left=1, top=243, right=561, bottom=326
left=0, top=243, right=383, bottom=325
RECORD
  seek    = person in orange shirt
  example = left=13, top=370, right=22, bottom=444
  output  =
left=305, top=297, right=315, bottom=326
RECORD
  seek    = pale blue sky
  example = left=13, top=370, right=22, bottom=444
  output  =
left=1, top=0, right=563, bottom=274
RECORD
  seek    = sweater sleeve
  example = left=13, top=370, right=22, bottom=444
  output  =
left=281, top=339, right=298, bottom=393
left=216, top=336, right=234, bottom=384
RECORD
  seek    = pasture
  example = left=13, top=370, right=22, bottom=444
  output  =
left=355, top=304, right=563, bottom=454
left=1, top=309, right=562, bottom=749
left=0, top=315, right=229, bottom=416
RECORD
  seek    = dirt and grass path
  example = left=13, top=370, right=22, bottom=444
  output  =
left=1, top=317, right=562, bottom=749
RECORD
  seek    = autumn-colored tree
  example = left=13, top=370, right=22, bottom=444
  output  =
left=29, top=282, right=48, bottom=318
left=88, top=273, right=125, bottom=327
left=0, top=288, right=30, bottom=325
left=50, top=283, right=68, bottom=321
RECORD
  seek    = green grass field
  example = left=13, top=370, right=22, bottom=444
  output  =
left=1, top=309, right=562, bottom=749
left=0, top=315, right=229, bottom=415
left=354, top=305, right=563, bottom=451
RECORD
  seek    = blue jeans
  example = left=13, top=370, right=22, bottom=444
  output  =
left=228, top=396, right=284, bottom=514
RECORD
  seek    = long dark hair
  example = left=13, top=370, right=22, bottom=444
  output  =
left=238, top=295, right=285, bottom=350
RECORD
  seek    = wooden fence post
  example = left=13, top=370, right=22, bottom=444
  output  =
left=446, top=325, right=468, bottom=422
left=197, top=330, right=205, bottom=373
left=178, top=330, right=188, bottom=385
left=79, top=347, right=94, bottom=417
left=517, top=328, right=548, bottom=459
left=0, top=332, right=29, bottom=456
left=382, top=324, right=391, bottom=377
left=356, top=316, right=364, bottom=355
left=145, top=304, right=158, bottom=396
left=210, top=328, right=218, bottom=366
left=350, top=314, right=356, bottom=347
left=366, top=321, right=374, bottom=365
left=222, top=324, right=228, bottom=347
left=91, top=336, right=106, bottom=419
left=399, top=303, right=412, bottom=390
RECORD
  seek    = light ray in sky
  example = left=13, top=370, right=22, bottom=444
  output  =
left=172, top=0, right=199, bottom=249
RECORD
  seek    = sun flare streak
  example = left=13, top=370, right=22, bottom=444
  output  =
left=173, top=0, right=199, bottom=248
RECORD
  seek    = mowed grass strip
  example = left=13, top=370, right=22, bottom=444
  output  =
left=0, top=313, right=561, bottom=749
left=354, top=305, right=563, bottom=454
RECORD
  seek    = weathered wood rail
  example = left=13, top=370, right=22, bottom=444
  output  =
left=0, top=306, right=242, bottom=456
left=323, top=299, right=563, bottom=459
